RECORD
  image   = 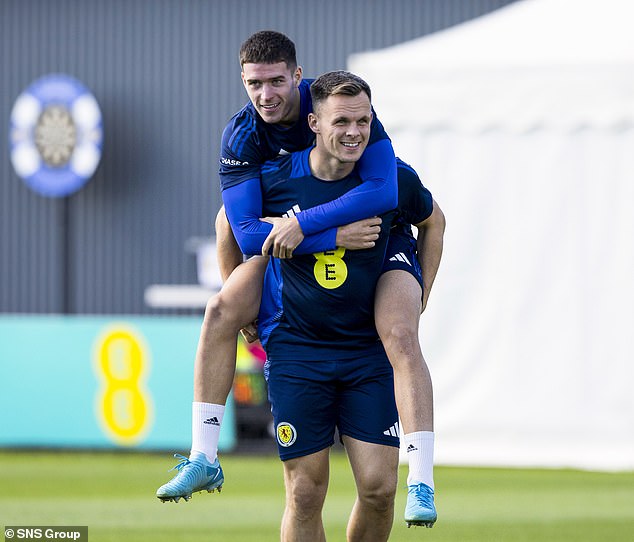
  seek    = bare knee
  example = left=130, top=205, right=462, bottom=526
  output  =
left=357, top=474, right=397, bottom=513
left=203, top=291, right=244, bottom=331
left=379, top=321, right=421, bottom=362
left=286, top=475, right=328, bottom=521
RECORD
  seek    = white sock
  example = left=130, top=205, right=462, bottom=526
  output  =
left=404, top=431, right=435, bottom=489
left=190, top=402, right=225, bottom=462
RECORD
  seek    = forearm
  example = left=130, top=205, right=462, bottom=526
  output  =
left=222, top=178, right=275, bottom=255
left=260, top=215, right=338, bottom=257
left=416, top=201, right=446, bottom=310
left=296, top=139, right=398, bottom=235
left=223, top=178, right=338, bottom=255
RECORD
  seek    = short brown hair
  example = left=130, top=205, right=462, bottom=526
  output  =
left=239, top=30, right=297, bottom=69
left=310, top=71, right=371, bottom=111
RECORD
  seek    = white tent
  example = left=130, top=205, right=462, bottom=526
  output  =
left=349, top=0, right=634, bottom=471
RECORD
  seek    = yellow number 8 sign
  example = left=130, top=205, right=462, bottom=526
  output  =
left=94, top=325, right=153, bottom=445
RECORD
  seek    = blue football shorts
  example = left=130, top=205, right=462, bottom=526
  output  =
left=381, top=228, right=424, bottom=291
left=264, top=351, right=400, bottom=461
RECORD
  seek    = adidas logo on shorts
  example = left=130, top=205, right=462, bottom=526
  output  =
left=389, top=252, right=411, bottom=266
left=383, top=421, right=400, bottom=437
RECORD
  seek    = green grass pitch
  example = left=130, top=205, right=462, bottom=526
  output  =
left=1, top=450, right=633, bottom=541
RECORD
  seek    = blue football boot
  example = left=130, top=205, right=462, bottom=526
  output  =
left=404, top=482, right=437, bottom=528
left=156, top=452, right=224, bottom=503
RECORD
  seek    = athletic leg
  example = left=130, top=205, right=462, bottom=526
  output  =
left=215, top=205, right=244, bottom=282
left=374, top=269, right=437, bottom=526
left=193, top=256, right=267, bottom=407
left=157, top=210, right=268, bottom=501
left=266, top=354, right=340, bottom=540
left=281, top=449, right=330, bottom=542
left=375, top=269, right=433, bottom=435
left=344, top=436, right=398, bottom=542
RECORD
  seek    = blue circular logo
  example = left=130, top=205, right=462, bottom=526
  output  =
left=9, top=74, right=103, bottom=197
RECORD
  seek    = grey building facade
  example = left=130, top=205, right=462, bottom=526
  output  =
left=0, top=0, right=516, bottom=314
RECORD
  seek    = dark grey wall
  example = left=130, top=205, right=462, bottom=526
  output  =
left=0, top=0, right=516, bottom=314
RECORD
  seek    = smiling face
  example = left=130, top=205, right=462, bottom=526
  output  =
left=241, top=61, right=302, bottom=126
left=308, top=92, right=372, bottom=178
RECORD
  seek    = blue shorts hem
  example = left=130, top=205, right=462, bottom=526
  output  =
left=339, top=432, right=400, bottom=449
left=279, top=441, right=335, bottom=462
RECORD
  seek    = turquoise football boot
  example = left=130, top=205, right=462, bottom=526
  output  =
left=404, top=482, right=437, bottom=528
left=156, top=452, right=224, bottom=503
